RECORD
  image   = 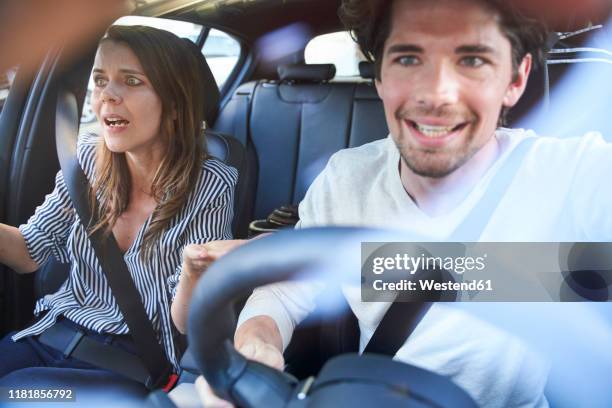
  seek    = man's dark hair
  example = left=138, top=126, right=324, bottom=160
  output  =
left=339, top=0, right=550, bottom=125
left=339, top=0, right=550, bottom=80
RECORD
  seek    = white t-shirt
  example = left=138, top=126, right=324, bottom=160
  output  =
left=238, top=128, right=612, bottom=407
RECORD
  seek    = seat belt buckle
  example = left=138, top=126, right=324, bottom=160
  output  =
left=145, top=365, right=178, bottom=391
left=162, top=374, right=179, bottom=393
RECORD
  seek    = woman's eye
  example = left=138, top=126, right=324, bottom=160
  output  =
left=126, top=77, right=143, bottom=86
left=93, top=77, right=107, bottom=87
left=460, top=56, right=486, bottom=67
left=397, top=55, right=420, bottom=66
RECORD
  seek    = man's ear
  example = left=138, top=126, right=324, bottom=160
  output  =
left=375, top=77, right=384, bottom=99
left=503, top=53, right=532, bottom=108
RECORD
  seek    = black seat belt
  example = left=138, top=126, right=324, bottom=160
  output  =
left=363, top=136, right=538, bottom=356
left=363, top=302, right=432, bottom=355
left=55, top=90, right=173, bottom=389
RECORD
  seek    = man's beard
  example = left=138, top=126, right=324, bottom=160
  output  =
left=395, top=126, right=484, bottom=178
left=394, top=106, right=482, bottom=178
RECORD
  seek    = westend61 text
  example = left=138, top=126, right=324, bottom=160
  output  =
left=373, top=279, right=493, bottom=292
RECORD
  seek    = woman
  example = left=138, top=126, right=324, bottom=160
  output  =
left=0, top=25, right=236, bottom=386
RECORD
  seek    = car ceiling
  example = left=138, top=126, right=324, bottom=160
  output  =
left=137, top=0, right=611, bottom=36
left=136, top=0, right=343, bottom=43
left=131, top=0, right=612, bottom=49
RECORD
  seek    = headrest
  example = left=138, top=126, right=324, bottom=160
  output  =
left=277, top=63, right=336, bottom=82
left=182, top=39, right=221, bottom=126
left=359, top=61, right=375, bottom=79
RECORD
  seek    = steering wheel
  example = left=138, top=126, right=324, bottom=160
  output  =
left=187, top=227, right=477, bottom=407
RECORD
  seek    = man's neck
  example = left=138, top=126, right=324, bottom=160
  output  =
left=400, top=136, right=500, bottom=217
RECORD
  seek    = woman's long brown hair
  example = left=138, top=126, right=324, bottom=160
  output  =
left=88, top=25, right=211, bottom=260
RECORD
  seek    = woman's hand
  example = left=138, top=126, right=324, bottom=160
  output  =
left=172, top=239, right=248, bottom=334
left=181, top=244, right=210, bottom=280
left=182, top=239, right=248, bottom=279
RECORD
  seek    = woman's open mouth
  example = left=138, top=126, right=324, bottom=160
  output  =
left=102, top=115, right=131, bottom=133
left=104, top=117, right=130, bottom=128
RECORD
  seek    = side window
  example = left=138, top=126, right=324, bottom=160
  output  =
left=305, top=31, right=366, bottom=78
left=79, top=16, right=204, bottom=133
left=201, top=29, right=241, bottom=88
left=0, top=67, right=17, bottom=114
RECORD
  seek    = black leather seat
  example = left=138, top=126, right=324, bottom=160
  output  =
left=152, top=62, right=390, bottom=384
left=214, top=62, right=388, bottom=227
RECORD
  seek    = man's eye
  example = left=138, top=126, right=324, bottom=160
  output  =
left=460, top=56, right=486, bottom=67
left=93, top=77, right=107, bottom=87
left=396, top=55, right=420, bottom=66
left=126, top=77, right=143, bottom=86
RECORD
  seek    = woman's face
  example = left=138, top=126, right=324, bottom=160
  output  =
left=91, top=41, right=164, bottom=156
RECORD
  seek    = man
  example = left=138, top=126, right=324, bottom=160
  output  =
left=186, top=0, right=611, bottom=406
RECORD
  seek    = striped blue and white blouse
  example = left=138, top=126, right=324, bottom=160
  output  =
left=13, top=133, right=238, bottom=370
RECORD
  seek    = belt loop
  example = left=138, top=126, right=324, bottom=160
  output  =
left=63, top=330, right=85, bottom=358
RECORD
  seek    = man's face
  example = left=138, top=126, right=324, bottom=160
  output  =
left=375, top=0, right=531, bottom=178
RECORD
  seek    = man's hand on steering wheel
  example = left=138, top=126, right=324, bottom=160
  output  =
left=194, top=333, right=285, bottom=407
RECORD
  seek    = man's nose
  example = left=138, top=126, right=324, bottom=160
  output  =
left=414, top=62, right=460, bottom=109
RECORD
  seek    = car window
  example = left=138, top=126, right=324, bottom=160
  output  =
left=304, top=31, right=366, bottom=78
left=114, top=15, right=203, bottom=42
left=516, top=22, right=612, bottom=139
left=0, top=67, right=17, bottom=114
left=202, top=28, right=241, bottom=88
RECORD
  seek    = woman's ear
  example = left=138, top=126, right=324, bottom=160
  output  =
left=503, top=53, right=532, bottom=108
